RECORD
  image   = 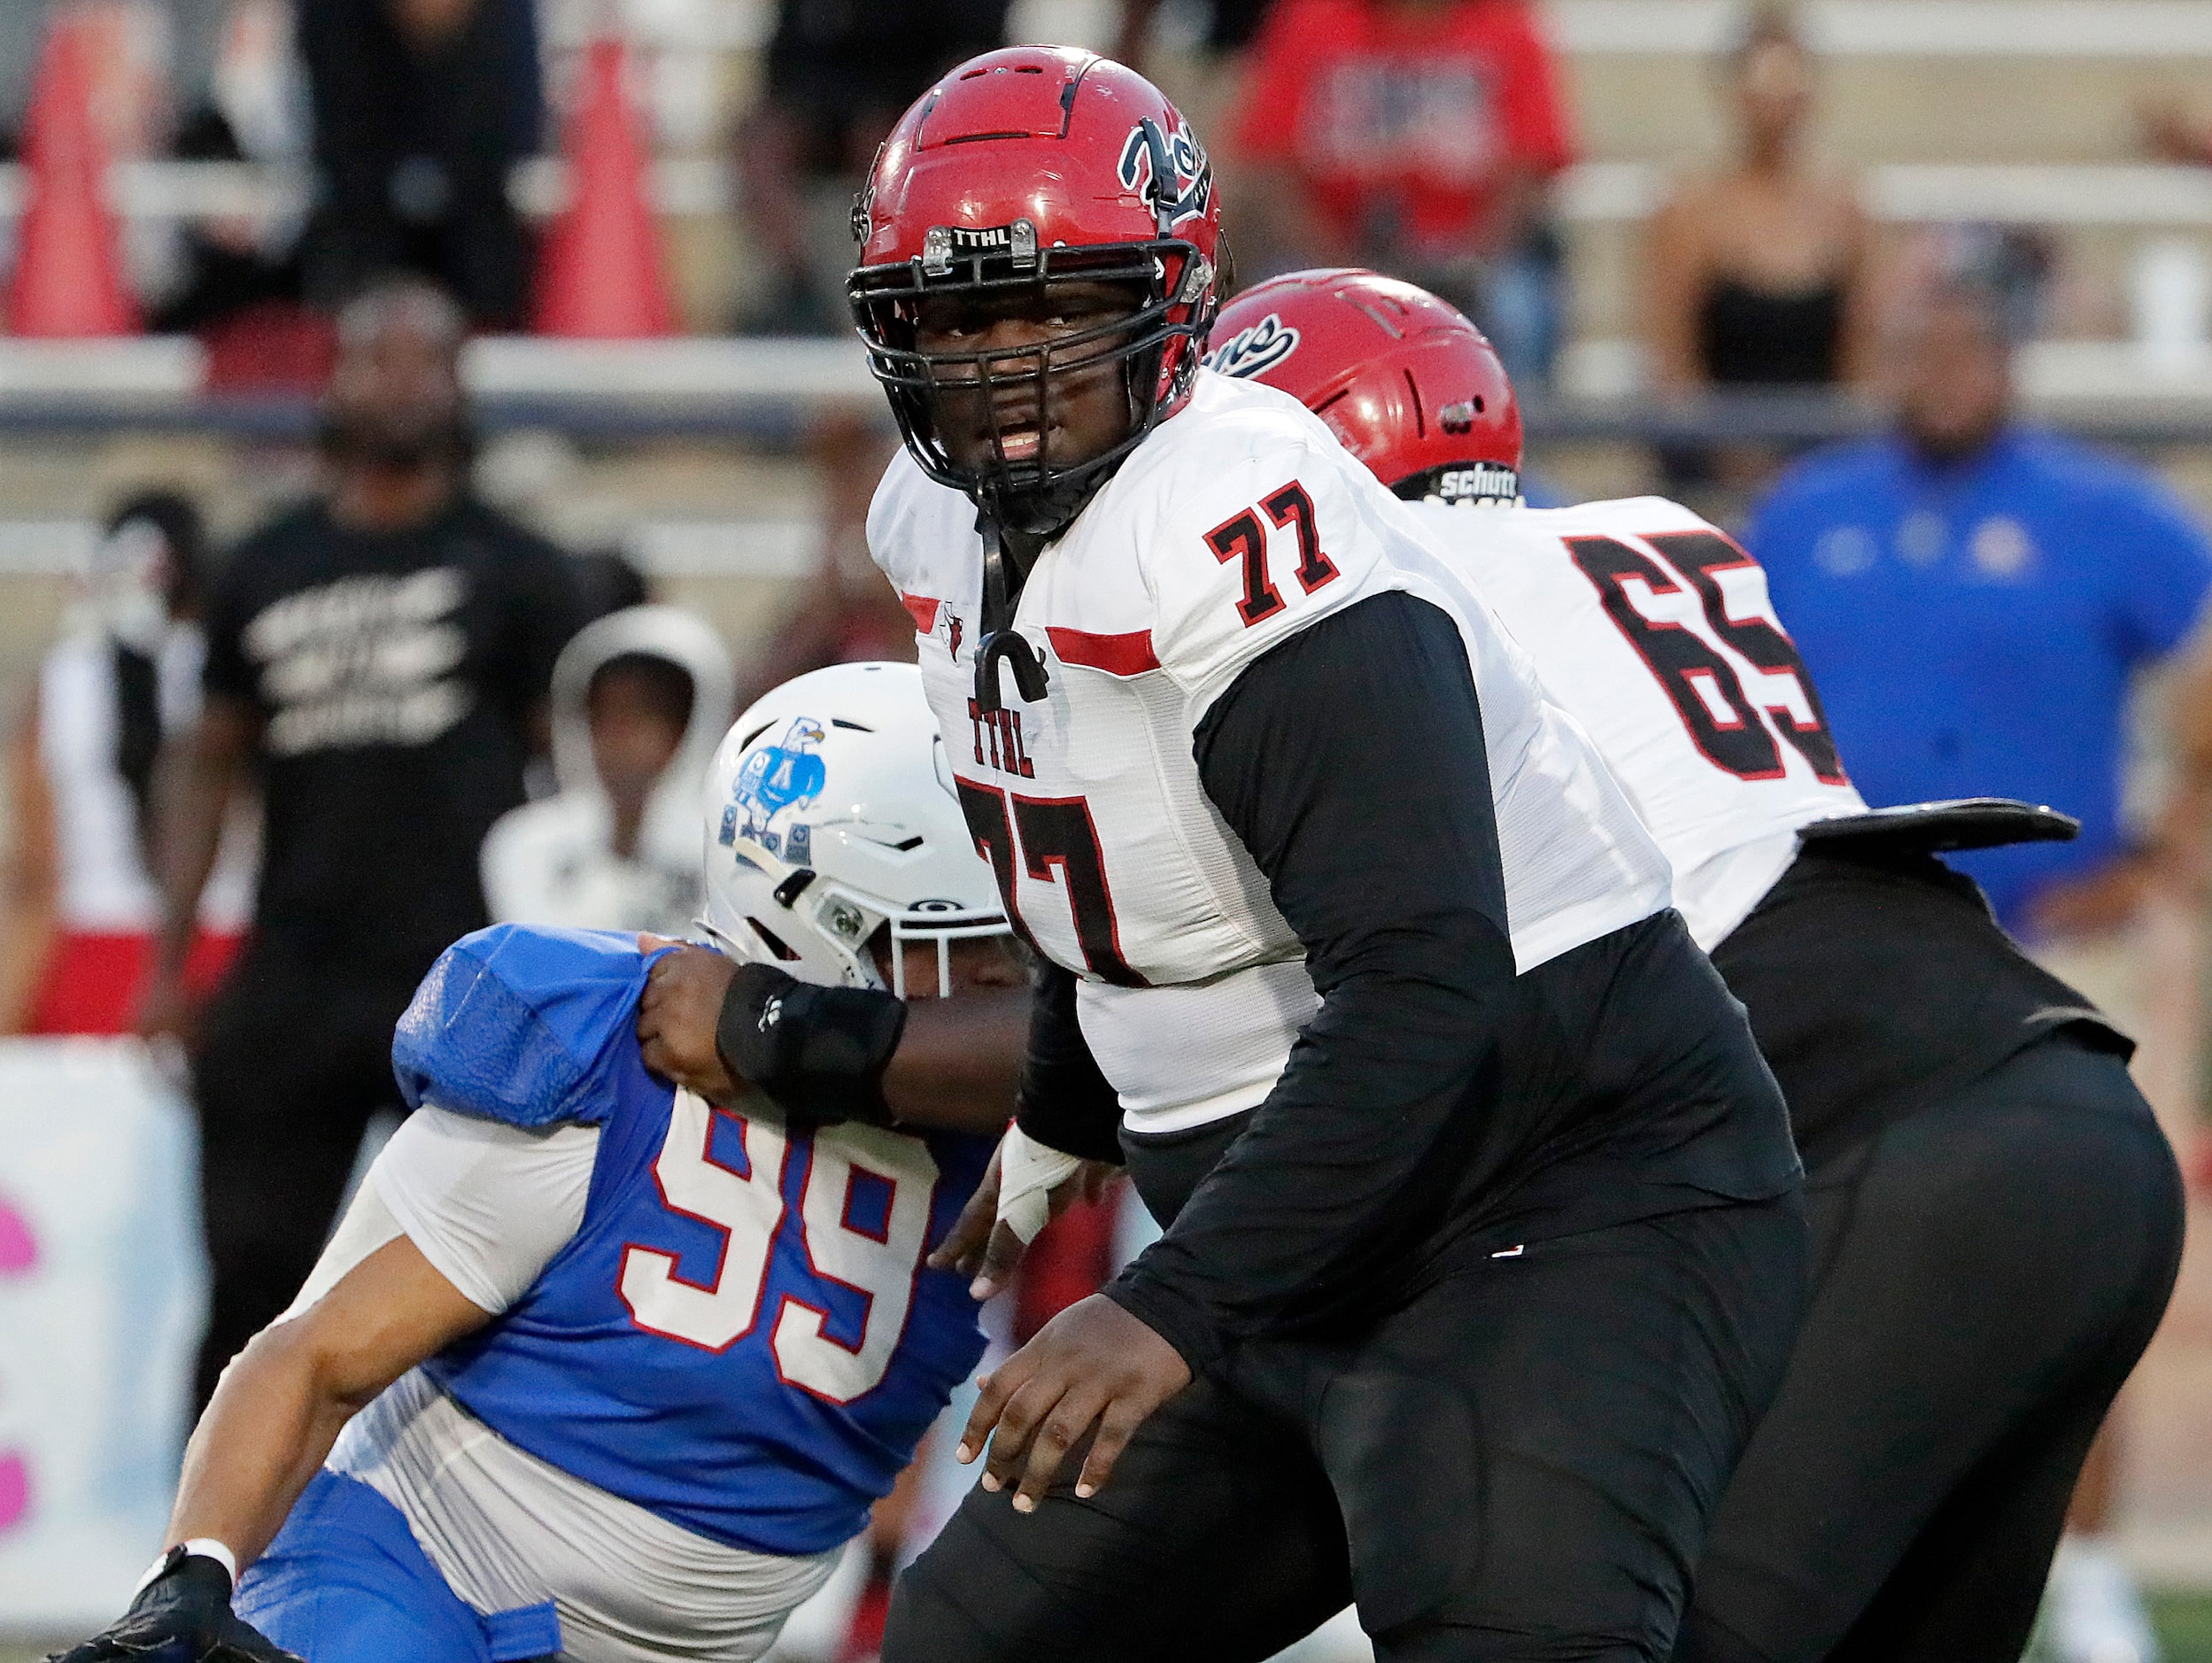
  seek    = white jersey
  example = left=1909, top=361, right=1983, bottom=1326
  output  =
left=38, top=625, right=256, bottom=934
left=869, top=370, right=1671, bottom=1133
left=1407, top=496, right=1867, bottom=948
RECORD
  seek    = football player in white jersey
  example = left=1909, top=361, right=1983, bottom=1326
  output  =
left=1213, top=267, right=2184, bottom=1663
left=817, top=45, right=1804, bottom=1663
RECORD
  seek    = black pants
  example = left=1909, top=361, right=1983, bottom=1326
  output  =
left=1674, top=1036, right=2183, bottom=1663
left=887, top=1192, right=1806, bottom=1663
left=191, top=945, right=422, bottom=1408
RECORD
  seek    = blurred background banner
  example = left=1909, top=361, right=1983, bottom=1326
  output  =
left=0, top=1040, right=202, bottom=1635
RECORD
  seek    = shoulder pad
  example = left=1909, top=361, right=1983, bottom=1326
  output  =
left=392, top=924, right=667, bottom=1128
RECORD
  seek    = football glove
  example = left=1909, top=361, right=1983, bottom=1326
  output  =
left=715, top=961, right=908, bottom=1130
left=47, top=1548, right=302, bottom=1663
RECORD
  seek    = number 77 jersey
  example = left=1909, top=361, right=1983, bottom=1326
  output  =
left=1410, top=495, right=1866, bottom=948
left=867, top=374, right=1674, bottom=1136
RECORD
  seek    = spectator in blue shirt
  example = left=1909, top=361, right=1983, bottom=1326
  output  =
left=1748, top=268, right=2212, bottom=1663
left=1747, top=278, right=2212, bottom=944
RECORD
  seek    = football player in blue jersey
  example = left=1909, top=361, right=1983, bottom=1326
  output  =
left=50, top=661, right=1053, bottom=1663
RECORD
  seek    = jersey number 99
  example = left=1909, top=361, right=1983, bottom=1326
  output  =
left=619, top=1092, right=938, bottom=1404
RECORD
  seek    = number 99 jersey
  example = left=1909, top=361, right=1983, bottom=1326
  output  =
left=391, top=925, right=993, bottom=1559
left=1407, top=496, right=1867, bottom=948
left=868, top=371, right=1673, bottom=1135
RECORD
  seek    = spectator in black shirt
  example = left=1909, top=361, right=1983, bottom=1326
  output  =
left=143, top=275, right=584, bottom=1408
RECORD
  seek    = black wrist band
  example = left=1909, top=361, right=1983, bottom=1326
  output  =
left=715, top=961, right=909, bottom=1129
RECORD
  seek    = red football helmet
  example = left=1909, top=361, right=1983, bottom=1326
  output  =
left=1206, top=269, right=1523, bottom=506
left=847, top=47, right=1223, bottom=538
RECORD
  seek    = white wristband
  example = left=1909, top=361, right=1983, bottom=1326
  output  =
left=137, top=1538, right=238, bottom=1595
left=995, top=1125, right=1084, bottom=1245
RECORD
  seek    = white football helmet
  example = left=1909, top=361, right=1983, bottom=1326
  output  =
left=700, top=661, right=1009, bottom=998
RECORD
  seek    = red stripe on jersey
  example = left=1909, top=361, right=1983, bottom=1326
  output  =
left=901, top=593, right=940, bottom=632
left=1047, top=626, right=1160, bottom=677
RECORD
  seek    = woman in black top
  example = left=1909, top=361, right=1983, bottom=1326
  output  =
left=1645, top=5, right=1876, bottom=463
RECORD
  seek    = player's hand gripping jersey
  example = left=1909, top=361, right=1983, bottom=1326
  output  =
left=870, top=368, right=1673, bottom=1133
left=282, top=925, right=990, bottom=1659
left=1409, top=496, right=1868, bottom=948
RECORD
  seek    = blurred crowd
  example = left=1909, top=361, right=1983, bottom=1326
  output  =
left=0, top=0, right=2197, bottom=420
left=0, top=0, right=2204, bottom=392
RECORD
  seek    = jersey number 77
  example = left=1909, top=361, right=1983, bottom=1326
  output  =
left=1566, top=529, right=1847, bottom=785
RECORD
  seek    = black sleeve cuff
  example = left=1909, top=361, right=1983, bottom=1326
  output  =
left=1014, top=962, right=1125, bottom=1164
left=1101, top=1265, right=1226, bottom=1380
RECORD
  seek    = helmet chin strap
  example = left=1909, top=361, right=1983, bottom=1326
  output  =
left=973, top=507, right=1049, bottom=714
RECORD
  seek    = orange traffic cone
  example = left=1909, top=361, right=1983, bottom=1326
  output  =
left=7, top=14, right=138, bottom=336
left=532, top=37, right=676, bottom=337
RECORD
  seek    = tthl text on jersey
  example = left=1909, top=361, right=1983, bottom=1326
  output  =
left=967, top=699, right=1034, bottom=777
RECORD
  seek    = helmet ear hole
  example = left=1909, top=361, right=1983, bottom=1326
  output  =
left=746, top=917, right=803, bottom=963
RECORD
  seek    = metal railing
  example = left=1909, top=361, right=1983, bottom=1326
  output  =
left=12, top=158, right=2212, bottom=230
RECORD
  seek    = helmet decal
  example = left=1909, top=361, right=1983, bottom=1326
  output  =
left=1433, top=462, right=1522, bottom=505
left=730, top=716, right=828, bottom=850
left=704, top=663, right=1012, bottom=998
left=1116, top=120, right=1213, bottom=228
left=1203, top=312, right=1302, bottom=380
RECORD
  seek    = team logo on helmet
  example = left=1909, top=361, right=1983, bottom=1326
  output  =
left=725, top=716, right=828, bottom=860
left=1439, top=400, right=1481, bottom=434
left=1203, top=312, right=1301, bottom=380
left=849, top=175, right=876, bottom=246
left=1117, top=121, right=1213, bottom=228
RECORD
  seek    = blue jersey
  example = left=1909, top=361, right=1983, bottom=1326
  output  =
left=388, top=924, right=993, bottom=1558
left=1747, top=427, right=2212, bottom=932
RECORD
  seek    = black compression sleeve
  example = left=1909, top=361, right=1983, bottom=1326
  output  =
left=1015, top=961, right=1126, bottom=1164
left=1102, top=592, right=1520, bottom=1376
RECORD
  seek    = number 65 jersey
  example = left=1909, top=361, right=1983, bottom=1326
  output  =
left=868, top=370, right=1673, bottom=1135
left=1406, top=496, right=1867, bottom=948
